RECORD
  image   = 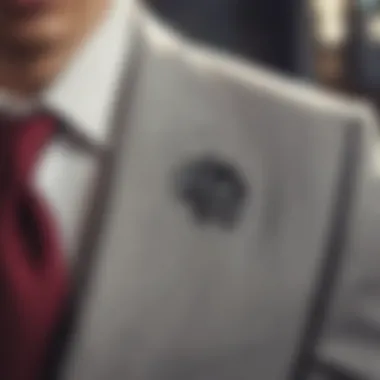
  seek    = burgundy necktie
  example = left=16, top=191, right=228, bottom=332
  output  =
left=0, top=113, right=69, bottom=380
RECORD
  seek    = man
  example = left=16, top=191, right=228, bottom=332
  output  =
left=0, top=0, right=379, bottom=380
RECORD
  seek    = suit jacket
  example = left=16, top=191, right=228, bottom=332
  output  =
left=47, top=2, right=380, bottom=379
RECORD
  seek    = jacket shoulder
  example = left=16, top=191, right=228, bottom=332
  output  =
left=140, top=3, right=364, bottom=122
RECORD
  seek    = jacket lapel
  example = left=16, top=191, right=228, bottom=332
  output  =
left=41, top=8, right=145, bottom=380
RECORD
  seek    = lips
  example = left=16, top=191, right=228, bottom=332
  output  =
left=1, top=0, right=50, bottom=13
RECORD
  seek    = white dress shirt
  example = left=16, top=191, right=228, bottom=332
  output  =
left=0, top=0, right=134, bottom=259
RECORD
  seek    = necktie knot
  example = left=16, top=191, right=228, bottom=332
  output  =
left=0, top=113, right=57, bottom=182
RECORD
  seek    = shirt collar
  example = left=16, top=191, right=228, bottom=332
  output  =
left=42, top=0, right=135, bottom=144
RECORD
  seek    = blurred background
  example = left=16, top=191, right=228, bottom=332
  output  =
left=149, top=0, right=380, bottom=106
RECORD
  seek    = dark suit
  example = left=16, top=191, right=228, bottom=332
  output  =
left=152, top=0, right=300, bottom=73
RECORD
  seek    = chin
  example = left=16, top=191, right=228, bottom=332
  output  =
left=5, top=28, right=72, bottom=67
left=14, top=18, right=68, bottom=43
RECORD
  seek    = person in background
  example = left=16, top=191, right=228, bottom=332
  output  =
left=0, top=0, right=379, bottom=379
left=153, top=0, right=299, bottom=73
left=152, top=0, right=246, bottom=56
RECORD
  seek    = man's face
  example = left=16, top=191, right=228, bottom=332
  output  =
left=0, top=0, right=108, bottom=61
